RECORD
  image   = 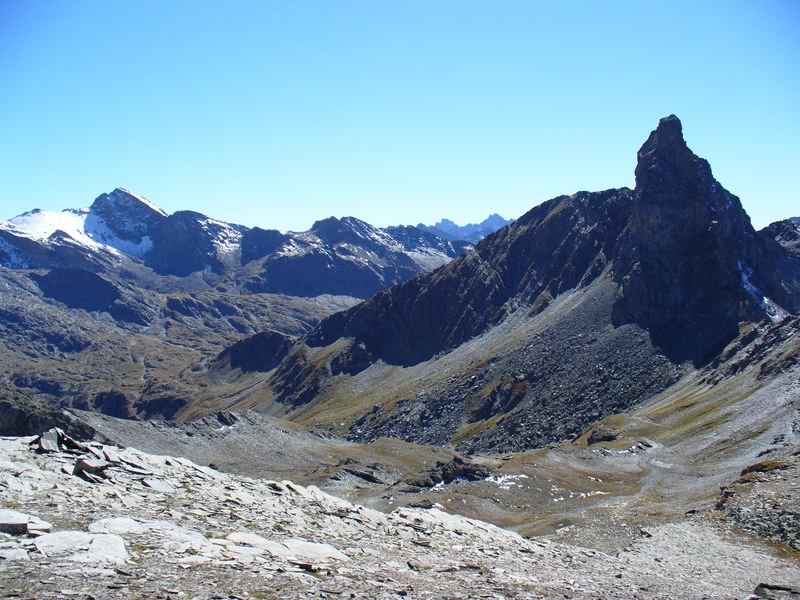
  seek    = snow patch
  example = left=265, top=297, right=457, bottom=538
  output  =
left=485, top=474, right=529, bottom=490
left=198, top=217, right=243, bottom=257
left=0, top=237, right=30, bottom=268
left=2, top=206, right=154, bottom=259
left=275, top=239, right=310, bottom=258
left=738, top=260, right=789, bottom=323
left=4, top=208, right=91, bottom=243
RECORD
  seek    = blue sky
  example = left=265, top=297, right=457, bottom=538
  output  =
left=1, top=1, right=798, bottom=231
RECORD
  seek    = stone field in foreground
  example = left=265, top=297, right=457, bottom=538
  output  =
left=1, top=430, right=798, bottom=599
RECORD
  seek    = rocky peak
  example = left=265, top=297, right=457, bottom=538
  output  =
left=634, top=115, right=696, bottom=190
left=92, top=188, right=167, bottom=217
left=764, top=217, right=800, bottom=257
left=310, top=217, right=349, bottom=242
left=90, top=188, right=167, bottom=244
left=310, top=216, right=384, bottom=248
left=613, top=115, right=797, bottom=364
left=240, top=227, right=290, bottom=264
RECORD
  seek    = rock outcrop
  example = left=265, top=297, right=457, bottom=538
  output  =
left=612, top=115, right=798, bottom=364
left=211, top=330, right=296, bottom=373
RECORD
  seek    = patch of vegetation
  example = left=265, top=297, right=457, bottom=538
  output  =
left=452, top=413, right=503, bottom=444
left=738, top=458, right=794, bottom=477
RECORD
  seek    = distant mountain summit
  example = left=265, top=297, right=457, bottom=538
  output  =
left=417, top=213, right=513, bottom=243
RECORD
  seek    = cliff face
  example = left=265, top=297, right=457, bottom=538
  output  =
left=612, top=115, right=798, bottom=364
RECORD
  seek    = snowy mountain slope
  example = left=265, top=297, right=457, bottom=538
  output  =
left=0, top=189, right=168, bottom=269
left=1, top=206, right=155, bottom=258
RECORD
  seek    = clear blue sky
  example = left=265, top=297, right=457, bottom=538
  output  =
left=1, top=1, right=798, bottom=231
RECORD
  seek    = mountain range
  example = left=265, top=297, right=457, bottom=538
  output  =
left=0, top=191, right=507, bottom=421
left=0, top=190, right=481, bottom=298
left=1, top=116, right=799, bottom=589
left=417, top=213, right=514, bottom=243
left=210, top=115, right=799, bottom=454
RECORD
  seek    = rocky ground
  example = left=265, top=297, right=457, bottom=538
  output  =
left=716, top=445, right=800, bottom=553
left=1, top=429, right=798, bottom=599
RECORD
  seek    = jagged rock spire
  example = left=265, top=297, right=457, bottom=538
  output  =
left=634, top=115, right=693, bottom=190
left=613, top=115, right=787, bottom=364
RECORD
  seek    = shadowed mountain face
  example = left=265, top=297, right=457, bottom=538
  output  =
left=612, top=115, right=799, bottom=364
left=254, top=116, right=800, bottom=451
left=287, top=116, right=798, bottom=375
left=305, top=188, right=632, bottom=369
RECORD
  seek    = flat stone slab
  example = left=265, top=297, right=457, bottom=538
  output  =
left=279, top=538, right=350, bottom=562
left=142, top=477, right=175, bottom=493
left=0, top=508, right=52, bottom=535
left=88, top=516, right=151, bottom=535
left=0, top=547, right=29, bottom=561
left=34, top=531, right=129, bottom=564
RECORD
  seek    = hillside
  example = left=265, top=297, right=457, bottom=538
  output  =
left=3, top=427, right=797, bottom=599
left=230, top=115, right=799, bottom=454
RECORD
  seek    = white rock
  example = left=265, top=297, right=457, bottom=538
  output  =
left=0, top=547, right=29, bottom=561
left=226, top=531, right=286, bottom=556
left=89, top=516, right=150, bottom=535
left=142, top=477, right=175, bottom=493
left=0, top=508, right=52, bottom=535
left=34, top=531, right=129, bottom=564
left=281, top=538, right=350, bottom=562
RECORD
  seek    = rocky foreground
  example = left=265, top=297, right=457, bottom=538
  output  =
left=1, top=430, right=798, bottom=599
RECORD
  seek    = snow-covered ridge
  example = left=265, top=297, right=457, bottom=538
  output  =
left=3, top=208, right=90, bottom=242
left=111, top=188, right=168, bottom=217
left=198, top=216, right=244, bottom=257
left=0, top=189, right=469, bottom=285
left=273, top=216, right=464, bottom=273
left=1, top=207, right=153, bottom=258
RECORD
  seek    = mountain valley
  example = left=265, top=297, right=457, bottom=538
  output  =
left=1, top=115, right=799, bottom=597
left=0, top=192, right=493, bottom=421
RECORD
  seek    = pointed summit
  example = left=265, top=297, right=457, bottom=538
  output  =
left=637, top=114, right=684, bottom=163
left=90, top=188, right=167, bottom=244
left=633, top=114, right=712, bottom=198
left=613, top=115, right=796, bottom=364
